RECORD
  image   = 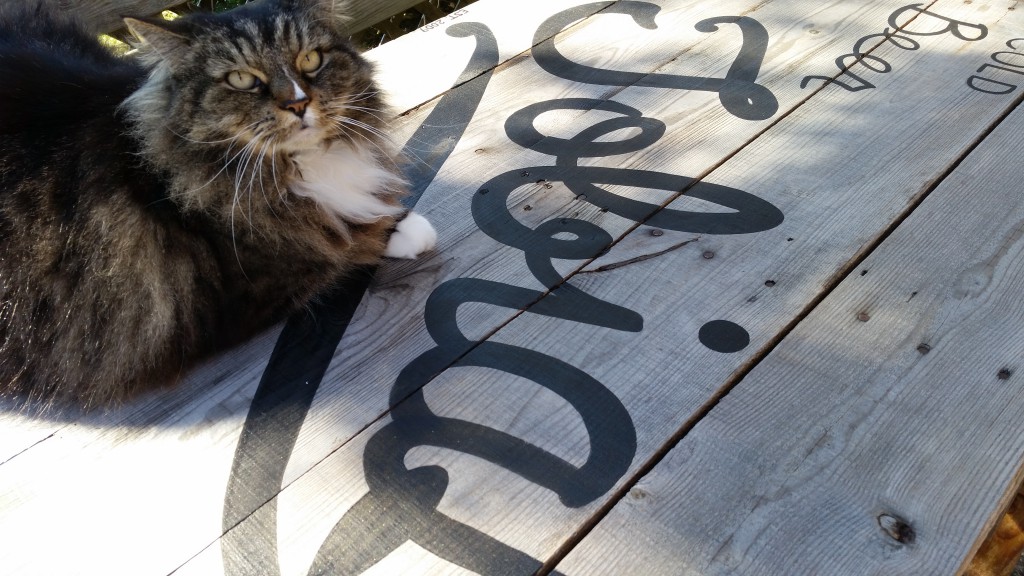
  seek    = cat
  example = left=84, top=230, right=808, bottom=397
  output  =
left=0, top=0, right=437, bottom=408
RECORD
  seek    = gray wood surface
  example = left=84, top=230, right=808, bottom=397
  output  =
left=0, top=1, right=616, bottom=575
left=2, top=0, right=1024, bottom=574
left=177, top=0, right=1024, bottom=574
left=559, top=92, right=1024, bottom=576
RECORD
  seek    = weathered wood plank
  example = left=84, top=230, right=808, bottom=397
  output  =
left=0, top=330, right=280, bottom=576
left=171, top=0, right=1024, bottom=574
left=0, top=1, right=618, bottom=575
left=557, top=89, right=1024, bottom=576
left=4, top=0, right=1021, bottom=575
left=270, top=0, right=929, bottom=496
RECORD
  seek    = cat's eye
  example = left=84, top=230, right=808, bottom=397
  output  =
left=298, top=49, right=323, bottom=74
left=225, top=70, right=261, bottom=91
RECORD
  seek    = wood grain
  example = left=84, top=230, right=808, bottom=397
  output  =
left=181, top=0, right=1024, bottom=574
left=3, top=0, right=1022, bottom=574
left=0, top=1, right=617, bottom=575
left=558, top=94, right=1024, bottom=575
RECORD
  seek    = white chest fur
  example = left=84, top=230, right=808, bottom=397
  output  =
left=290, top=143, right=405, bottom=224
left=289, top=142, right=438, bottom=259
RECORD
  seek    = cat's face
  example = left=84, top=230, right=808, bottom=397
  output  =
left=127, top=0, right=381, bottom=155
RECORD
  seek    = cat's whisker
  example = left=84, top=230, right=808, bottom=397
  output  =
left=233, top=130, right=262, bottom=190
left=229, top=135, right=261, bottom=255
left=344, top=88, right=382, bottom=101
left=328, top=114, right=432, bottom=173
left=250, top=128, right=277, bottom=215
left=331, top=92, right=382, bottom=106
left=166, top=120, right=262, bottom=146
left=270, top=143, right=284, bottom=200
left=269, top=146, right=302, bottom=221
left=234, top=136, right=264, bottom=229
left=330, top=117, right=396, bottom=164
left=328, top=114, right=394, bottom=145
left=177, top=124, right=268, bottom=198
left=336, top=105, right=388, bottom=125
left=228, top=136, right=266, bottom=282
left=341, top=116, right=391, bottom=140
left=252, top=137, right=280, bottom=227
left=244, top=134, right=267, bottom=205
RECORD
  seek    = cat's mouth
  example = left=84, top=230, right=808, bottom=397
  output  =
left=280, top=108, right=325, bottom=150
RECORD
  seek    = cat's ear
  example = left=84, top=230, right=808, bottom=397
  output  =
left=123, top=17, right=190, bottom=65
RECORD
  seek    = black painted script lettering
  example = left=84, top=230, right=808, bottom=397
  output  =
left=892, top=3, right=987, bottom=41
left=968, top=38, right=1024, bottom=95
left=224, top=5, right=783, bottom=575
left=221, top=22, right=502, bottom=576
left=803, top=3, right=987, bottom=92
left=534, top=2, right=778, bottom=120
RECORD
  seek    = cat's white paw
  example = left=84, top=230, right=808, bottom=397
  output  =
left=384, top=212, right=437, bottom=259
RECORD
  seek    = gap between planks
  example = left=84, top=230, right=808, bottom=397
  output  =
left=161, top=4, right=628, bottom=575
left=539, top=28, right=1024, bottom=576
left=180, top=0, right=1004, bottom=572
left=166, top=1, right=1024, bottom=573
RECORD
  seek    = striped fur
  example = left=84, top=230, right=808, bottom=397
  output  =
left=0, top=0, right=430, bottom=408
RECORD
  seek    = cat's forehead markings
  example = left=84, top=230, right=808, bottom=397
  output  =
left=239, top=19, right=261, bottom=40
left=221, top=33, right=258, bottom=65
left=276, top=15, right=301, bottom=49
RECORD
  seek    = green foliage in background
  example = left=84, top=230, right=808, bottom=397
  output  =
left=195, top=0, right=247, bottom=11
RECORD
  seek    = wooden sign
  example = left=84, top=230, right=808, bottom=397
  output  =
left=2, top=0, right=1023, bottom=575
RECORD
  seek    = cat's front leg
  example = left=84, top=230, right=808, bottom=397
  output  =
left=385, top=212, right=437, bottom=259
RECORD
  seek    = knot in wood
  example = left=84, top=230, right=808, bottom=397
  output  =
left=878, top=513, right=915, bottom=544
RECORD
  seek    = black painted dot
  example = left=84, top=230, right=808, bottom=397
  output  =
left=699, top=320, right=750, bottom=353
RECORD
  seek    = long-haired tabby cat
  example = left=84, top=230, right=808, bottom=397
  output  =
left=0, top=0, right=437, bottom=408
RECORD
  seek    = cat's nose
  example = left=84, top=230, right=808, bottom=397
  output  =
left=280, top=97, right=309, bottom=117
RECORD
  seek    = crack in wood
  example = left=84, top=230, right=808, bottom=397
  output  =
left=578, top=237, right=700, bottom=274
